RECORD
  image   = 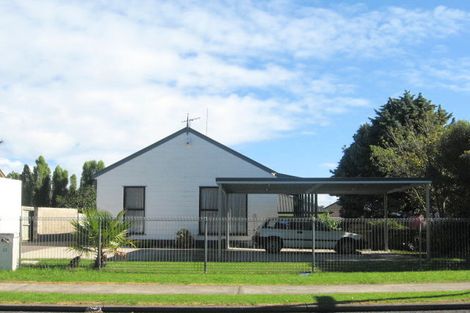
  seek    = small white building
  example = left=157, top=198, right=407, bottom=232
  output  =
left=0, top=177, right=21, bottom=270
left=95, top=127, right=286, bottom=240
left=0, top=177, right=22, bottom=235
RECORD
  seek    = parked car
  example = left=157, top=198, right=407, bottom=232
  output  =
left=252, top=217, right=363, bottom=254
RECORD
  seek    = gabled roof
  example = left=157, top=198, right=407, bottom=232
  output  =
left=94, top=127, right=279, bottom=178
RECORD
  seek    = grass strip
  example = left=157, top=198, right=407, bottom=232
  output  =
left=0, top=290, right=470, bottom=306
left=1, top=267, right=470, bottom=285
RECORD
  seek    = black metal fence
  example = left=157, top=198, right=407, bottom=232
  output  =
left=18, top=216, right=470, bottom=273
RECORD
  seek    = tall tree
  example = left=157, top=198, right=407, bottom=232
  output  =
left=33, top=156, right=51, bottom=207
left=80, top=160, right=105, bottom=189
left=61, top=161, right=104, bottom=210
left=21, top=165, right=34, bottom=206
left=433, top=120, right=470, bottom=217
left=333, top=92, right=451, bottom=217
left=52, top=165, right=69, bottom=207
left=69, top=174, right=78, bottom=194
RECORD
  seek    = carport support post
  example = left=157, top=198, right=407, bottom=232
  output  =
left=314, top=194, right=318, bottom=218
left=384, top=193, right=389, bottom=251
left=217, top=185, right=224, bottom=260
left=311, top=216, right=316, bottom=273
left=426, top=184, right=431, bottom=260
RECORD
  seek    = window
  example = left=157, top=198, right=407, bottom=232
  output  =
left=199, top=187, right=247, bottom=235
left=124, top=186, right=145, bottom=234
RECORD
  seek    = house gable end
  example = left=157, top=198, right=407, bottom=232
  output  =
left=94, top=127, right=277, bottom=178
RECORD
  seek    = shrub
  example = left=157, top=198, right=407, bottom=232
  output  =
left=317, top=213, right=340, bottom=230
left=176, top=228, right=194, bottom=248
left=367, top=219, right=411, bottom=250
left=430, top=219, right=470, bottom=257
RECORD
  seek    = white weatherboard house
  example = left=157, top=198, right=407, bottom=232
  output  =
left=95, top=127, right=286, bottom=240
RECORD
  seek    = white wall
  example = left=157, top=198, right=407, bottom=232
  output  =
left=97, top=131, right=279, bottom=239
left=0, top=178, right=22, bottom=235
left=34, top=207, right=80, bottom=237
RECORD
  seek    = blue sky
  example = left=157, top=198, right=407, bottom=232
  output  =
left=0, top=1, right=469, bottom=203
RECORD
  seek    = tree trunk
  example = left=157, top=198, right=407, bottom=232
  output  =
left=94, top=250, right=107, bottom=269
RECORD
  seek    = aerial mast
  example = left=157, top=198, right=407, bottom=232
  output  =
left=181, top=113, right=200, bottom=144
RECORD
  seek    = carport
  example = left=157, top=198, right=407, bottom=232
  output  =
left=215, top=177, right=432, bottom=257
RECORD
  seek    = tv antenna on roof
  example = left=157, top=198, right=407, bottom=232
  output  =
left=182, top=113, right=200, bottom=129
left=182, top=113, right=200, bottom=144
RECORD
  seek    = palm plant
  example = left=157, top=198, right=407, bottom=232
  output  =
left=71, top=209, right=134, bottom=268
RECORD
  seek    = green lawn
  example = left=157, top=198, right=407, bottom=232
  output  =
left=1, top=259, right=468, bottom=285
left=1, top=261, right=470, bottom=285
left=0, top=290, right=469, bottom=306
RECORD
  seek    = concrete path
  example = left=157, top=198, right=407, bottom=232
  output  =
left=1, top=282, right=470, bottom=295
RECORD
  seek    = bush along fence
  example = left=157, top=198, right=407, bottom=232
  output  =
left=17, top=215, right=470, bottom=273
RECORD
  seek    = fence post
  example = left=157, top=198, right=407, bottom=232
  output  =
left=225, top=211, right=230, bottom=250
left=419, top=222, right=423, bottom=266
left=384, top=194, right=389, bottom=251
left=98, top=217, right=102, bottom=270
left=425, top=185, right=431, bottom=260
left=18, top=216, right=23, bottom=267
left=204, top=217, right=208, bottom=274
left=311, top=216, right=316, bottom=273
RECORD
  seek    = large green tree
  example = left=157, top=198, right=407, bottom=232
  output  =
left=60, top=161, right=104, bottom=210
left=33, top=156, right=52, bottom=207
left=333, top=92, right=451, bottom=217
left=80, top=160, right=105, bottom=189
left=69, top=174, right=78, bottom=194
left=432, top=120, right=470, bottom=217
left=52, top=165, right=69, bottom=207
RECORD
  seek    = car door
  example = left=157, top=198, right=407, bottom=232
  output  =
left=314, top=221, right=344, bottom=249
left=300, top=220, right=313, bottom=249
left=277, top=219, right=302, bottom=249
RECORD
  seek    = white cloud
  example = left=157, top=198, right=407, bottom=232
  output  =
left=0, top=157, right=24, bottom=174
left=0, top=1, right=468, bottom=176
left=405, top=58, right=470, bottom=92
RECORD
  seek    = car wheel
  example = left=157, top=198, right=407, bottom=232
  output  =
left=335, top=239, right=357, bottom=254
left=265, top=237, right=283, bottom=254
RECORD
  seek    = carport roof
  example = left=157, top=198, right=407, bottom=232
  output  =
left=216, top=177, right=432, bottom=195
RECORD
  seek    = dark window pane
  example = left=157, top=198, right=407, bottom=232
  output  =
left=124, top=187, right=145, bottom=234
left=125, top=187, right=145, bottom=209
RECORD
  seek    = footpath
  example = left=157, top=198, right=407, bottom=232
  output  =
left=1, top=281, right=470, bottom=295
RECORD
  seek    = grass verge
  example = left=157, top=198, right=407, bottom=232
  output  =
left=1, top=267, right=470, bottom=285
left=0, top=290, right=470, bottom=306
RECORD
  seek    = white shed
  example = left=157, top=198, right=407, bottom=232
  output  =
left=95, top=127, right=282, bottom=239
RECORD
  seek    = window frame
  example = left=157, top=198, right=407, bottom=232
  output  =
left=198, top=186, right=248, bottom=236
left=123, top=186, right=146, bottom=235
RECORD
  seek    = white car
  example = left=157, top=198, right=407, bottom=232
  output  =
left=252, top=218, right=363, bottom=254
